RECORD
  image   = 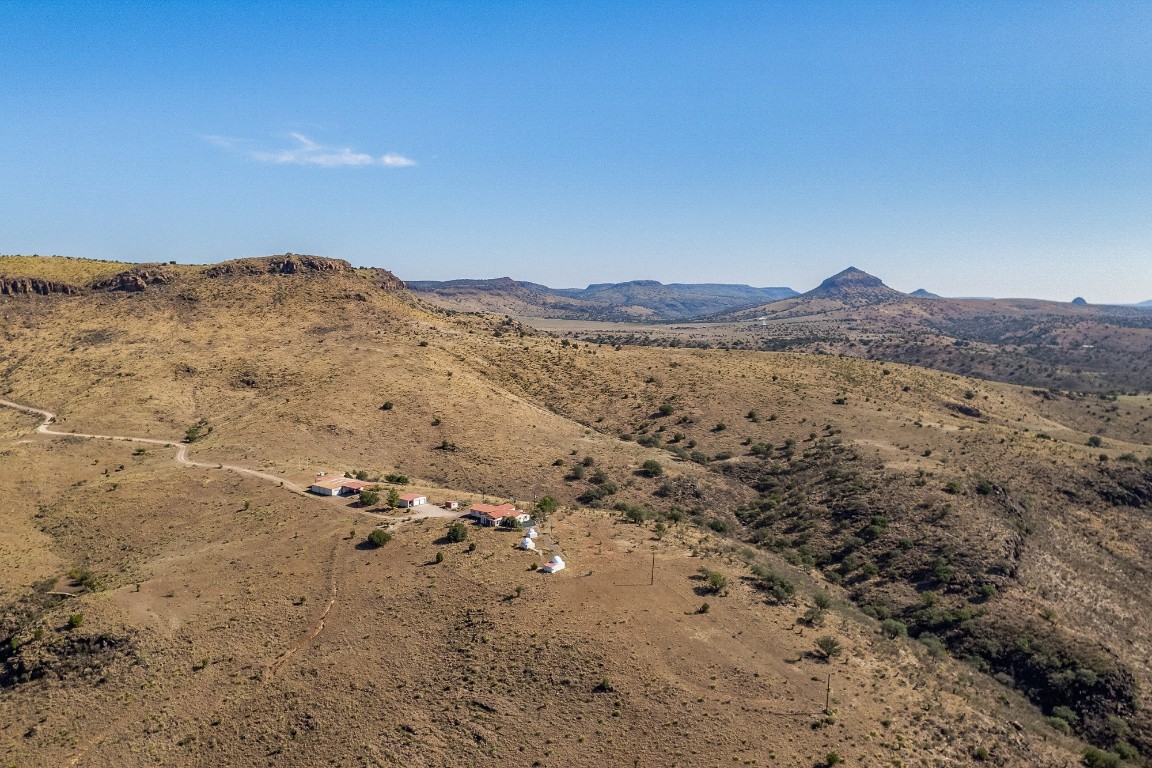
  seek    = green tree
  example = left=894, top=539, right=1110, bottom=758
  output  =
left=359, top=489, right=380, bottom=506
left=447, top=522, right=468, bottom=543
left=387, top=488, right=400, bottom=508
left=367, top=528, right=392, bottom=547
left=641, top=459, right=664, bottom=477
left=536, top=495, right=558, bottom=520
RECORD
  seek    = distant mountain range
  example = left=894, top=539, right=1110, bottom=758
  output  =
left=407, top=268, right=1152, bottom=322
left=406, top=278, right=797, bottom=322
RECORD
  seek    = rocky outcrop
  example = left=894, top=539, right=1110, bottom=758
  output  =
left=0, top=277, right=80, bottom=296
left=90, top=266, right=175, bottom=292
left=202, top=253, right=352, bottom=278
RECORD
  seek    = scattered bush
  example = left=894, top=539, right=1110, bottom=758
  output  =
left=67, top=613, right=85, bottom=629
left=699, top=568, right=728, bottom=594
left=880, top=619, right=907, bottom=639
left=814, top=635, right=842, bottom=660
left=367, top=529, right=392, bottom=547
left=1087, top=435, right=1103, bottom=448
left=381, top=401, right=394, bottom=411
left=1082, top=746, right=1122, bottom=768
left=641, top=459, right=664, bottom=477
left=446, top=522, right=468, bottom=543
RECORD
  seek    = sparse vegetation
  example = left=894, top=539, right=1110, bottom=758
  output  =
left=367, top=529, right=392, bottom=547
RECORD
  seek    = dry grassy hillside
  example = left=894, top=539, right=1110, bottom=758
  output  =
left=3, top=255, right=1150, bottom=766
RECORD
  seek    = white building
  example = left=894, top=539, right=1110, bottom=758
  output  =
left=540, top=556, right=565, bottom=574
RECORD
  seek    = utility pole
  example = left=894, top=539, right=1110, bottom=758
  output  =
left=824, top=674, right=832, bottom=714
left=650, top=552, right=655, bottom=586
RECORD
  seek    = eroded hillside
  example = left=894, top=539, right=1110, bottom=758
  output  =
left=2, top=255, right=1150, bottom=766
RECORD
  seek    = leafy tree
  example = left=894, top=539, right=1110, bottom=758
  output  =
left=813, top=592, right=832, bottom=610
left=359, top=489, right=380, bottom=506
left=387, top=488, right=400, bottom=508
left=367, top=528, right=392, bottom=547
left=536, top=495, right=558, bottom=520
left=447, top=522, right=468, bottom=543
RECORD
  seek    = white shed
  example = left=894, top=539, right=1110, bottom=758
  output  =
left=524, top=527, right=539, bottom=539
left=519, top=536, right=536, bottom=550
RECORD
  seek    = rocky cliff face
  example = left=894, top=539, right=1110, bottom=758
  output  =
left=202, top=254, right=353, bottom=278
left=0, top=277, right=80, bottom=296
left=90, top=266, right=175, bottom=292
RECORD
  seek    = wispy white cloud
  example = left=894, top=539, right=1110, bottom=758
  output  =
left=205, top=132, right=415, bottom=168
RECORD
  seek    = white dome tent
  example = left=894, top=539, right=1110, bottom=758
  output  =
left=540, top=555, right=565, bottom=573
left=519, top=536, right=535, bottom=550
left=524, top=527, right=539, bottom=539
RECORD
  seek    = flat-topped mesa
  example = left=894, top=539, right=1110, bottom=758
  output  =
left=802, top=266, right=905, bottom=303
left=0, top=276, right=81, bottom=296
left=202, top=253, right=354, bottom=278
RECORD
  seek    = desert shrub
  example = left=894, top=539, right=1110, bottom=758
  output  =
left=367, top=529, right=392, bottom=547
left=568, top=464, right=586, bottom=481
left=824, top=753, right=842, bottom=767
left=813, top=592, right=832, bottom=610
left=641, top=459, right=664, bottom=477
left=975, top=479, right=994, bottom=495
left=657, top=403, right=674, bottom=416
left=713, top=422, right=726, bottom=431
left=68, top=567, right=102, bottom=593
left=752, top=568, right=795, bottom=603
left=384, top=473, right=409, bottom=484
left=359, top=490, right=380, bottom=506
left=1087, top=435, right=1103, bottom=447
left=814, top=635, right=842, bottom=659
left=918, top=633, right=947, bottom=658
left=434, top=551, right=444, bottom=564
left=381, top=401, right=394, bottom=410
left=1082, top=746, right=1122, bottom=768
left=881, top=619, right=907, bottom=639
left=67, top=614, right=85, bottom=629
left=1045, top=716, right=1071, bottom=734
left=184, top=419, right=211, bottom=442
left=446, top=522, right=468, bottom=543
left=615, top=503, right=648, bottom=524
left=943, top=480, right=963, bottom=494
left=699, top=568, right=728, bottom=594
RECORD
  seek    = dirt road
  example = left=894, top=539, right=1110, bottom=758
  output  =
left=0, top=397, right=310, bottom=494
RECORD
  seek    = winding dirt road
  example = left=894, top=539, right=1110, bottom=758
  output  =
left=0, top=397, right=309, bottom=494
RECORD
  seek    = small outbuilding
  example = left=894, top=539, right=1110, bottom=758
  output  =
left=398, top=493, right=428, bottom=508
left=540, top=556, right=565, bottom=574
left=519, top=536, right=536, bottom=550
left=524, top=527, right=539, bottom=540
left=443, top=500, right=460, bottom=510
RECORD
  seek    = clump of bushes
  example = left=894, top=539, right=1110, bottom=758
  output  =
left=366, top=529, right=392, bottom=547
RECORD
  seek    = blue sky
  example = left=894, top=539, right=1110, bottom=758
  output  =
left=2, top=1, right=1150, bottom=301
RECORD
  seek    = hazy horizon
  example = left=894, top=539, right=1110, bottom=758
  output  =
left=3, top=1, right=1150, bottom=304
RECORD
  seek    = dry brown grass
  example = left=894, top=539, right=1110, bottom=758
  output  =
left=4, top=256, right=1147, bottom=765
